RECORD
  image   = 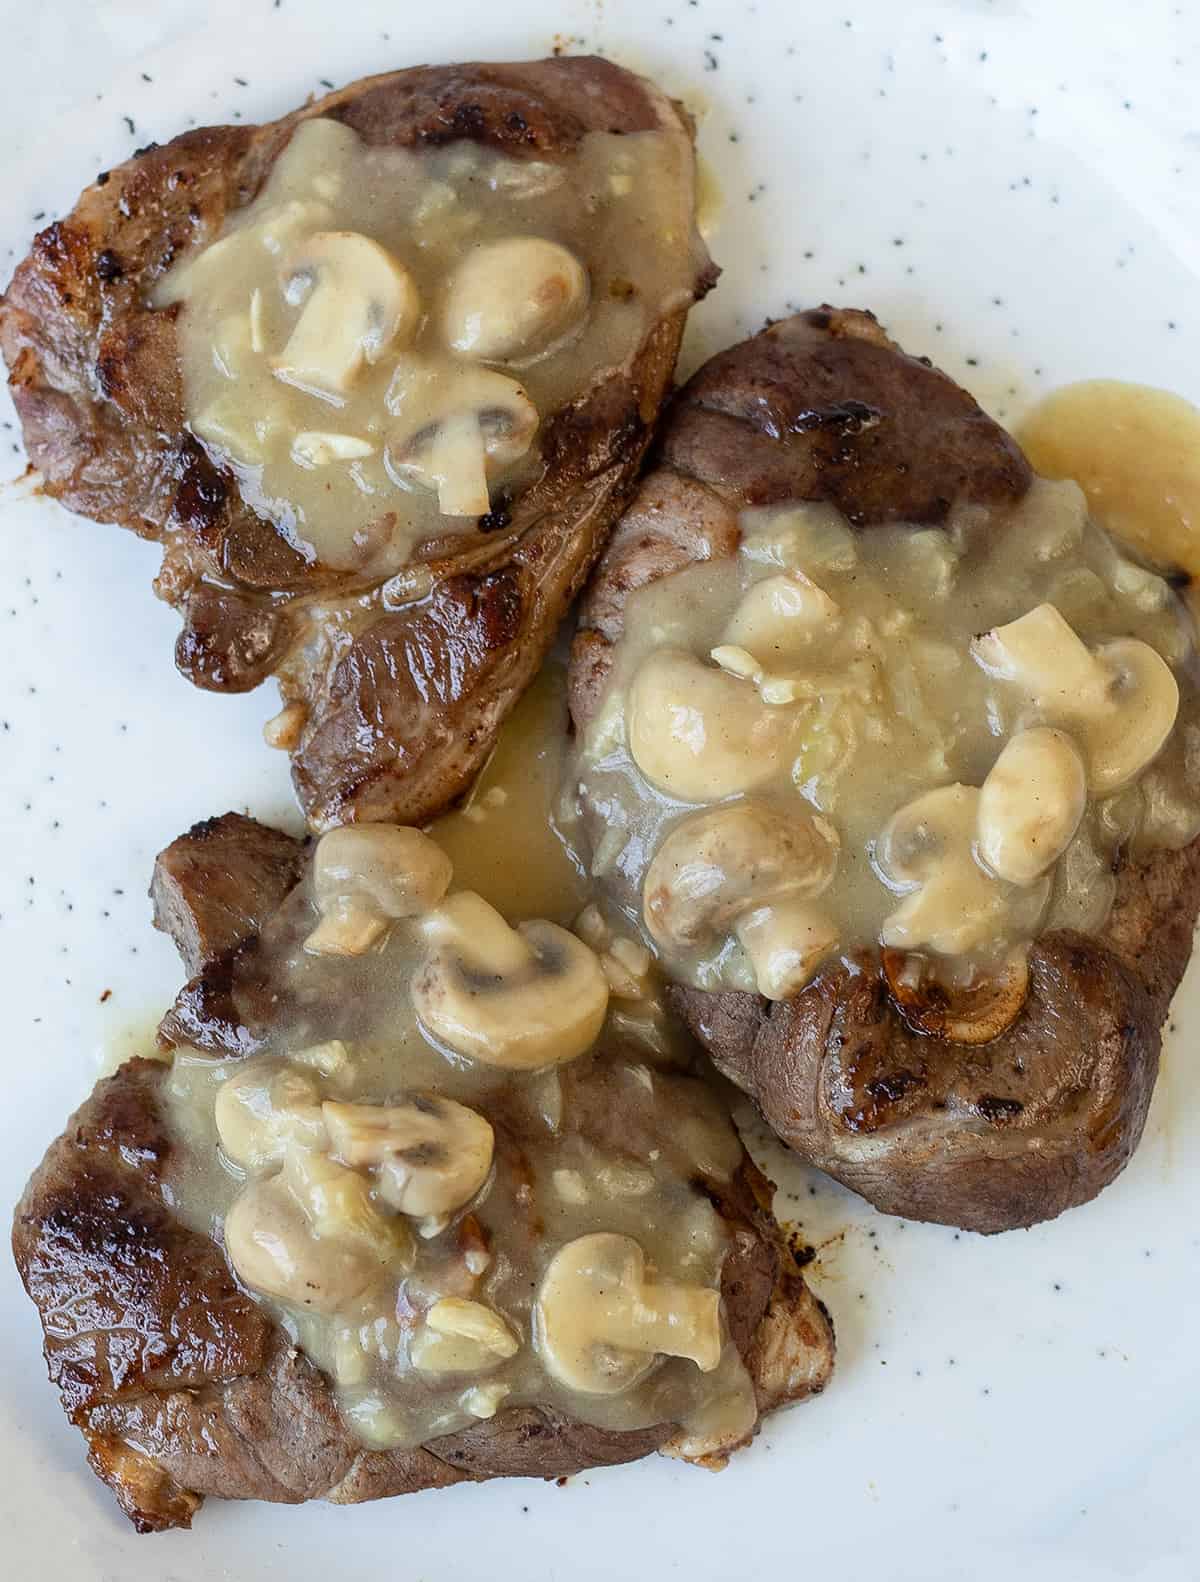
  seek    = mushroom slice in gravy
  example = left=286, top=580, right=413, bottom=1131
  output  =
left=570, top=474, right=1200, bottom=1011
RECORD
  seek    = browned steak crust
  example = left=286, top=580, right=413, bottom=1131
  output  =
left=12, top=817, right=833, bottom=1531
left=569, top=306, right=1031, bottom=724
left=150, top=812, right=309, bottom=977
left=13, top=1064, right=828, bottom=1530
left=568, top=308, right=1200, bottom=1234
left=1, top=59, right=713, bottom=830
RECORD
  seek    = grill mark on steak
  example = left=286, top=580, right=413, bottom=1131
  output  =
left=0, top=59, right=713, bottom=830
left=12, top=816, right=834, bottom=1530
left=568, top=307, right=1200, bottom=1234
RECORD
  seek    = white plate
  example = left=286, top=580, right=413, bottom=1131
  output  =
left=2, top=2, right=1198, bottom=1576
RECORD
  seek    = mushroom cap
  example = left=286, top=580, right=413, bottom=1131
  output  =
left=323, top=1094, right=494, bottom=1219
left=412, top=892, right=609, bottom=1070
left=643, top=799, right=840, bottom=949
left=1086, top=638, right=1179, bottom=794
left=214, top=1060, right=326, bottom=1173
left=977, top=727, right=1087, bottom=885
left=442, top=236, right=589, bottom=363
left=224, top=1174, right=390, bottom=1314
left=627, top=649, right=792, bottom=802
left=722, top=571, right=840, bottom=662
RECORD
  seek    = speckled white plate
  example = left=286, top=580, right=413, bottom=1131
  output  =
left=2, top=2, right=1198, bottom=1577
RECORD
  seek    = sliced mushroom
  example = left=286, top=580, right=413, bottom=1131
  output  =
left=291, top=431, right=375, bottom=467
left=734, top=901, right=840, bottom=1001
left=411, top=892, right=609, bottom=1069
left=1087, top=639, right=1181, bottom=794
left=644, top=800, right=839, bottom=948
left=970, top=603, right=1180, bottom=794
left=971, top=603, right=1107, bottom=706
left=305, top=824, right=453, bottom=957
left=627, top=649, right=792, bottom=802
left=643, top=800, right=839, bottom=1001
left=224, top=1160, right=404, bottom=1315
left=722, top=571, right=840, bottom=661
left=977, top=727, right=1087, bottom=885
left=387, top=367, right=538, bottom=517
left=274, top=231, right=421, bottom=397
left=281, top=1148, right=411, bottom=1262
left=882, top=947, right=1029, bottom=1045
left=323, top=1094, right=494, bottom=1219
left=214, top=1058, right=327, bottom=1173
left=410, top=1297, right=519, bottom=1375
left=442, top=237, right=589, bottom=362
left=876, top=784, right=1049, bottom=956
left=192, top=394, right=273, bottom=465
left=535, top=1232, right=722, bottom=1395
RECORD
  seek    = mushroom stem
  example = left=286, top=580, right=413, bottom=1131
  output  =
left=305, top=902, right=388, bottom=958
left=608, top=1284, right=723, bottom=1372
left=432, top=413, right=490, bottom=517
left=735, top=900, right=839, bottom=1000
left=536, top=1232, right=724, bottom=1394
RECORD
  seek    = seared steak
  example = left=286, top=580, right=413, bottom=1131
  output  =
left=150, top=812, right=309, bottom=977
left=1, top=59, right=713, bottom=830
left=12, top=815, right=834, bottom=1532
left=569, top=308, right=1200, bottom=1234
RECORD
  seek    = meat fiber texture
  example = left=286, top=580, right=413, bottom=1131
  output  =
left=11, top=813, right=834, bottom=1532
left=568, top=307, right=1200, bottom=1235
left=0, top=58, right=714, bottom=830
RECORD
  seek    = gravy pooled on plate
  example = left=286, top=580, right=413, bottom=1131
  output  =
left=157, top=117, right=700, bottom=573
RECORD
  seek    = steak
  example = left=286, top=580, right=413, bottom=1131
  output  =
left=568, top=307, right=1200, bottom=1234
left=150, top=812, right=309, bottom=977
left=12, top=816, right=834, bottom=1532
left=0, top=59, right=714, bottom=830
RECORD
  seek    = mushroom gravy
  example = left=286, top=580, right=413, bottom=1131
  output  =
left=156, top=117, right=702, bottom=572
left=569, top=477, right=1200, bottom=1001
left=161, top=720, right=756, bottom=1454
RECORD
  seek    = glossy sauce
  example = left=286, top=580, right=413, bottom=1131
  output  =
left=163, top=661, right=755, bottom=1453
left=157, top=117, right=701, bottom=573
left=429, top=665, right=588, bottom=925
left=158, top=375, right=1200, bottom=1460
left=1020, top=380, right=1200, bottom=615
left=569, top=476, right=1200, bottom=996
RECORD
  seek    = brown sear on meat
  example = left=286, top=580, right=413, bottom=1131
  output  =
left=0, top=59, right=714, bottom=831
left=12, top=816, right=833, bottom=1532
left=569, top=307, right=1200, bottom=1235
left=151, top=811, right=310, bottom=1058
left=150, top=812, right=309, bottom=977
